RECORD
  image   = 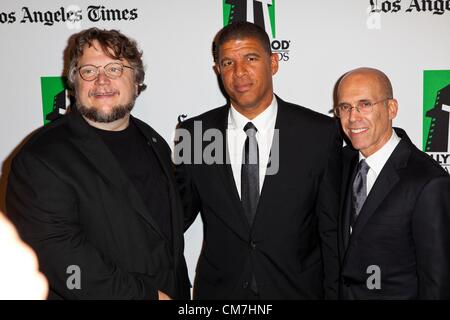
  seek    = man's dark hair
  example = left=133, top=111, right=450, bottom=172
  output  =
left=214, top=21, right=272, bottom=62
left=67, top=27, right=146, bottom=94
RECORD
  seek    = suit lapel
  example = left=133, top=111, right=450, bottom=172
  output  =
left=340, top=150, right=358, bottom=260
left=345, top=132, right=411, bottom=252
left=218, top=97, right=283, bottom=235
left=133, top=117, right=181, bottom=258
left=251, top=96, right=283, bottom=229
left=66, top=112, right=167, bottom=242
left=212, top=106, right=251, bottom=237
left=350, top=163, right=399, bottom=239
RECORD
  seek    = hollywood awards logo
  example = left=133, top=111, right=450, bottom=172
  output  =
left=223, top=0, right=291, bottom=62
left=41, top=77, right=71, bottom=125
left=423, top=70, right=450, bottom=173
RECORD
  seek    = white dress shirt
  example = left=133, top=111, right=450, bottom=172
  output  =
left=227, top=96, right=278, bottom=198
left=359, top=129, right=401, bottom=196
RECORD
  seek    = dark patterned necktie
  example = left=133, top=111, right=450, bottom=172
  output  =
left=241, top=122, right=259, bottom=226
left=351, top=159, right=370, bottom=226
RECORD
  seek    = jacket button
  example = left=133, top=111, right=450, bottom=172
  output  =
left=243, top=281, right=249, bottom=289
left=250, top=240, right=256, bottom=249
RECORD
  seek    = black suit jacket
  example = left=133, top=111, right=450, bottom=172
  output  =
left=176, top=96, right=342, bottom=299
left=6, top=111, right=190, bottom=299
left=339, top=128, right=450, bottom=299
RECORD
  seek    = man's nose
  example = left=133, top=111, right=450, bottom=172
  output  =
left=348, top=107, right=361, bottom=122
left=233, top=61, right=247, bottom=77
left=95, top=69, right=111, bottom=84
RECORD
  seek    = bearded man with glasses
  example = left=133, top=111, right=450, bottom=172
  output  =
left=6, top=28, right=190, bottom=300
left=335, top=67, right=450, bottom=299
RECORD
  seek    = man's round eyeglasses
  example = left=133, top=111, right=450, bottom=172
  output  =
left=334, top=98, right=391, bottom=118
left=77, top=62, right=134, bottom=81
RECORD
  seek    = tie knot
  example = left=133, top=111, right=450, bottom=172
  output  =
left=244, top=122, right=258, bottom=137
left=357, top=159, right=370, bottom=174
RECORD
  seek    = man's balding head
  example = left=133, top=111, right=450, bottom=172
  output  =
left=338, top=67, right=393, bottom=101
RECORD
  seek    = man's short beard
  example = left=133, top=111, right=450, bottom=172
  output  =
left=76, top=101, right=135, bottom=123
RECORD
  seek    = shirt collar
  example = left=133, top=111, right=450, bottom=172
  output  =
left=228, top=95, right=277, bottom=132
left=359, top=129, right=401, bottom=176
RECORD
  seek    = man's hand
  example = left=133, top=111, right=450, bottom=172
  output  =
left=158, top=290, right=172, bottom=300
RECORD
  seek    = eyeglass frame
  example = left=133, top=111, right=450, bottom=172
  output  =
left=334, top=98, right=391, bottom=118
left=77, top=62, right=134, bottom=82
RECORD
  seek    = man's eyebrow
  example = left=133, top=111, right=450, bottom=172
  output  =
left=244, top=52, right=261, bottom=57
left=338, top=99, right=371, bottom=105
left=219, top=57, right=232, bottom=64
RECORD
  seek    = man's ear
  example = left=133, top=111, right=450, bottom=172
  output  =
left=214, top=64, right=221, bottom=76
left=270, top=53, right=279, bottom=75
left=388, top=98, right=398, bottom=120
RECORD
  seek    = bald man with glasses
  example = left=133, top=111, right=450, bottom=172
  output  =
left=335, top=67, right=450, bottom=299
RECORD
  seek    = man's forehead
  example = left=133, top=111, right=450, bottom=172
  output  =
left=222, top=36, right=262, bottom=46
left=218, top=37, right=266, bottom=58
left=338, top=79, right=383, bottom=103
left=79, top=41, right=123, bottom=62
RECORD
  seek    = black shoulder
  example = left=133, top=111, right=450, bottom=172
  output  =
left=178, top=105, right=228, bottom=131
left=277, top=97, right=337, bottom=130
left=343, top=144, right=358, bottom=161
left=132, top=116, right=172, bottom=153
left=407, top=142, right=449, bottom=179
left=15, top=114, right=72, bottom=159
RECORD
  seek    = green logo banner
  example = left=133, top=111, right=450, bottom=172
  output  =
left=41, top=76, right=68, bottom=125
left=223, top=0, right=276, bottom=38
left=423, top=70, right=450, bottom=173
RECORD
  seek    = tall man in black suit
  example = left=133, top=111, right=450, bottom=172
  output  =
left=175, top=22, right=342, bottom=299
left=335, top=67, right=450, bottom=299
left=6, top=28, right=190, bottom=299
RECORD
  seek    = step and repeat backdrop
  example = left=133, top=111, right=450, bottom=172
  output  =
left=1, top=0, right=449, bottom=284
